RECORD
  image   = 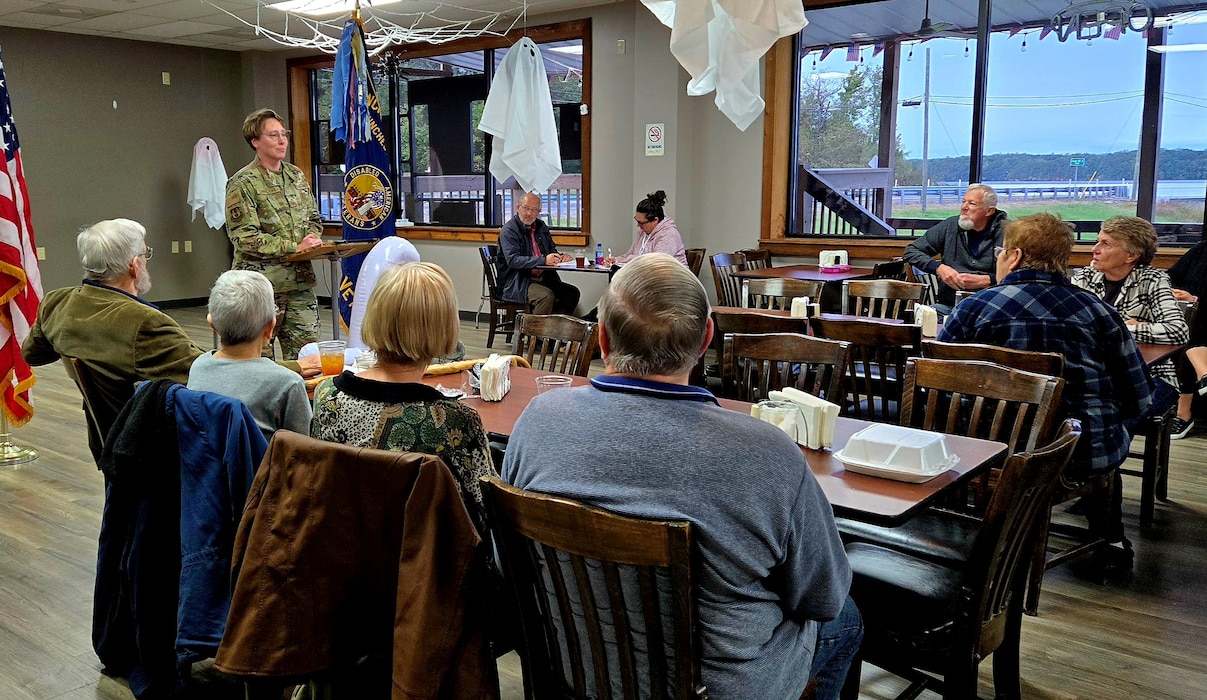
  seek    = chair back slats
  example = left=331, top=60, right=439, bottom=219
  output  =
left=685, top=248, right=706, bottom=278
left=713, top=312, right=809, bottom=396
left=842, top=279, right=927, bottom=320
left=810, top=317, right=921, bottom=422
left=710, top=253, right=747, bottom=307
left=738, top=248, right=772, bottom=270
left=513, top=313, right=599, bottom=377
left=971, top=420, right=1081, bottom=634
left=724, top=332, right=850, bottom=406
left=742, top=278, right=824, bottom=311
left=482, top=476, right=706, bottom=700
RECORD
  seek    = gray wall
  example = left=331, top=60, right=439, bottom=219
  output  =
left=0, top=0, right=770, bottom=309
left=0, top=28, right=269, bottom=301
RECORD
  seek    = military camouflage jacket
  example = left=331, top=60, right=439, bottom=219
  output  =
left=225, top=158, right=322, bottom=292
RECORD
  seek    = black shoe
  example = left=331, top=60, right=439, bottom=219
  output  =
left=1170, top=417, right=1194, bottom=440
left=1102, top=538, right=1135, bottom=576
left=1196, top=374, right=1207, bottom=396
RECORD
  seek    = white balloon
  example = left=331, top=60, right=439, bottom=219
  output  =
left=297, top=236, right=420, bottom=360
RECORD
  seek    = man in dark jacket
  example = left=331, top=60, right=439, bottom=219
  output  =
left=496, top=192, right=580, bottom=315
left=902, top=183, right=1007, bottom=312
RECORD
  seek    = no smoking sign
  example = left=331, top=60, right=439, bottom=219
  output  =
left=645, top=123, right=665, bottom=157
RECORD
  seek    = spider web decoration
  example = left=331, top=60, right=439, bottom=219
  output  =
left=204, top=0, right=530, bottom=55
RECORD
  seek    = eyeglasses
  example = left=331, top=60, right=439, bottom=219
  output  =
left=518, top=205, right=542, bottom=213
left=139, top=247, right=153, bottom=261
left=994, top=246, right=1018, bottom=259
left=261, top=130, right=291, bottom=141
left=634, top=216, right=652, bottom=227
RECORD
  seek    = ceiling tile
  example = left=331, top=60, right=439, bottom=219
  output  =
left=123, top=17, right=227, bottom=35
left=62, top=10, right=161, bottom=28
left=57, top=0, right=175, bottom=11
left=0, top=9, right=80, bottom=24
left=0, top=0, right=50, bottom=14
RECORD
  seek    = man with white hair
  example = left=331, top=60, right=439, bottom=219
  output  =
left=902, top=183, right=1007, bottom=312
left=24, top=219, right=315, bottom=461
left=503, top=253, right=861, bottom=700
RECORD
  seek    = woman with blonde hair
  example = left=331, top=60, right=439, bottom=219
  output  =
left=311, top=261, right=494, bottom=534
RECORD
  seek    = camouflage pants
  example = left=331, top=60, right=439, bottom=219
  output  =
left=270, top=290, right=318, bottom=361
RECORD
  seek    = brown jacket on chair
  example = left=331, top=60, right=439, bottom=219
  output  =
left=214, top=431, right=498, bottom=700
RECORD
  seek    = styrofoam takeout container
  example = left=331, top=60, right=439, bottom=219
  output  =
left=833, top=424, right=959, bottom=483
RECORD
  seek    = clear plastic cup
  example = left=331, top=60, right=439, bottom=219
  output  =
left=317, top=340, right=347, bottom=376
left=535, top=375, right=573, bottom=394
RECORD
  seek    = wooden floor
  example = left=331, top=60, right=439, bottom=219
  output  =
left=1, top=305, right=1205, bottom=699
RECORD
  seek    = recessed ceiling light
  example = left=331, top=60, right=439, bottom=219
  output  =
left=57, top=7, right=84, bottom=15
left=851, top=32, right=870, bottom=39
left=267, top=0, right=401, bottom=18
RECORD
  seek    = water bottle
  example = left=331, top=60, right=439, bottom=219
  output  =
left=595, top=243, right=604, bottom=266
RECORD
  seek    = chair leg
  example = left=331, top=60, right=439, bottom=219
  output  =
left=991, top=599, right=1025, bottom=700
left=1138, top=418, right=1161, bottom=527
left=486, top=308, right=499, bottom=348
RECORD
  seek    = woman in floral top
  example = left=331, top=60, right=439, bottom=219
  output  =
left=311, top=262, right=494, bottom=536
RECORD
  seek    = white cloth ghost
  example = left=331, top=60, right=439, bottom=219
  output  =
left=479, top=37, right=563, bottom=193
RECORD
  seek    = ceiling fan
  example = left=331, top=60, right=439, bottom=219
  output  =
left=909, top=0, right=968, bottom=39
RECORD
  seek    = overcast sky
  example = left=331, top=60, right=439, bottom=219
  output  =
left=805, top=22, right=1207, bottom=160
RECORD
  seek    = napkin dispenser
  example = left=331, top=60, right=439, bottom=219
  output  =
left=757, top=387, right=839, bottom=450
left=789, top=296, right=820, bottom=319
left=913, top=304, right=939, bottom=337
left=478, top=353, right=512, bottom=402
left=819, top=249, right=851, bottom=273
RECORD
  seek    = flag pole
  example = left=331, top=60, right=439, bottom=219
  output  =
left=0, top=409, right=37, bottom=467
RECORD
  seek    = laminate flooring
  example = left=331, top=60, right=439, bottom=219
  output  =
left=0, top=305, right=1204, bottom=699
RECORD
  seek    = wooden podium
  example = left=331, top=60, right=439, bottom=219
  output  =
left=285, top=239, right=378, bottom=339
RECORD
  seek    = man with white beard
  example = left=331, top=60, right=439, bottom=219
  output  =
left=902, top=183, right=1007, bottom=313
left=23, top=218, right=316, bottom=461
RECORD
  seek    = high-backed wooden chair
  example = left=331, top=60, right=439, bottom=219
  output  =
left=481, top=475, right=708, bottom=700
left=871, top=257, right=908, bottom=280
left=922, top=339, right=1065, bottom=378
left=512, top=313, right=599, bottom=377
left=741, top=278, right=824, bottom=311
left=723, top=332, right=850, bottom=405
left=709, top=252, right=747, bottom=307
left=809, top=316, right=921, bottom=422
left=713, top=310, right=809, bottom=396
left=738, top=248, right=772, bottom=270
left=61, top=356, right=111, bottom=462
left=684, top=248, right=706, bottom=278
left=480, top=245, right=531, bottom=348
left=840, top=420, right=1081, bottom=700
left=841, top=279, right=927, bottom=320
left=904, top=264, right=941, bottom=307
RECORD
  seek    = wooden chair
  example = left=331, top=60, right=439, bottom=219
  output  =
left=1119, top=298, right=1199, bottom=526
left=809, top=316, right=921, bottom=422
left=512, top=313, right=599, bottom=377
left=904, top=264, right=941, bottom=307
left=709, top=252, right=747, bottom=307
left=841, top=279, right=927, bottom=320
left=713, top=310, right=809, bottom=396
left=840, top=420, right=1081, bottom=700
left=871, top=257, right=907, bottom=280
left=684, top=248, right=706, bottom=278
left=60, top=356, right=111, bottom=462
left=922, top=339, right=1065, bottom=378
left=481, top=475, right=709, bottom=700
left=741, top=278, right=824, bottom=311
left=480, top=245, right=532, bottom=348
left=723, top=332, right=850, bottom=405
left=738, top=248, right=772, bottom=270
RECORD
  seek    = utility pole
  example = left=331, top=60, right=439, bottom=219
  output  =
left=921, top=47, right=931, bottom=215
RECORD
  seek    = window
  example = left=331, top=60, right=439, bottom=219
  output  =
left=295, top=20, right=590, bottom=239
left=1156, top=20, right=1207, bottom=226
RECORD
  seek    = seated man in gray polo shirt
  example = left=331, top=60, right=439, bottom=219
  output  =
left=502, top=253, right=862, bottom=700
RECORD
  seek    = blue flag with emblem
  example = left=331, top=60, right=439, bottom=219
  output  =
left=331, top=18, right=393, bottom=331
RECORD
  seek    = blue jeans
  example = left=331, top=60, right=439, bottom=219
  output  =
left=808, top=595, right=864, bottom=700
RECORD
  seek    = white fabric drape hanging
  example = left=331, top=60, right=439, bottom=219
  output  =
left=641, top=0, right=808, bottom=131
left=479, top=37, right=563, bottom=194
left=187, top=137, right=228, bottom=230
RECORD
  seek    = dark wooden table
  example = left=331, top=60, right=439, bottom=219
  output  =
left=430, top=366, right=1007, bottom=526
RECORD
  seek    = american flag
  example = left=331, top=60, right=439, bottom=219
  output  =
left=0, top=45, right=41, bottom=426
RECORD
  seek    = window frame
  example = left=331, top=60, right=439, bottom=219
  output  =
left=287, top=18, right=592, bottom=247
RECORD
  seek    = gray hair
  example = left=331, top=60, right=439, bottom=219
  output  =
left=598, top=253, right=710, bottom=377
left=77, top=218, right=146, bottom=283
left=967, top=183, right=998, bottom=209
left=208, top=270, right=276, bottom=346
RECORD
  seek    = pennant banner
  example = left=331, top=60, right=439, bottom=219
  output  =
left=0, top=45, right=40, bottom=426
left=331, top=19, right=393, bottom=331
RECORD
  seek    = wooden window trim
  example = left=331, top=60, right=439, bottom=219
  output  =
left=287, top=18, right=592, bottom=247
